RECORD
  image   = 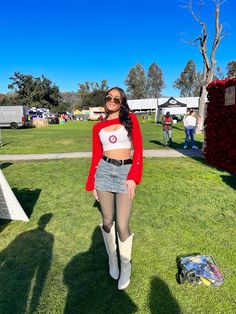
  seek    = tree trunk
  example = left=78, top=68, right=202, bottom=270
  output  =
left=196, top=86, right=207, bottom=133
left=186, top=1, right=225, bottom=133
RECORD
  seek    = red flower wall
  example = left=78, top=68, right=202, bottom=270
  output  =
left=204, top=78, right=236, bottom=175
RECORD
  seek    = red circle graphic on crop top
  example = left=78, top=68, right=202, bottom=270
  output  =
left=109, top=135, right=117, bottom=143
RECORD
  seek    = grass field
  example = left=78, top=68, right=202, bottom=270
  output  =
left=0, top=118, right=204, bottom=154
left=0, top=158, right=236, bottom=313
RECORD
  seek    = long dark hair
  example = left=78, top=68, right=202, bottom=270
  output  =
left=105, top=87, right=133, bottom=139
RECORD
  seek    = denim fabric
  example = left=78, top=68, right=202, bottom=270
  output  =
left=95, top=158, right=131, bottom=193
left=184, top=128, right=195, bottom=147
left=163, top=130, right=172, bottom=146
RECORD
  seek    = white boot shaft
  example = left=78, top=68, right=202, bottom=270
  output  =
left=100, top=223, right=119, bottom=280
left=118, top=233, right=134, bottom=290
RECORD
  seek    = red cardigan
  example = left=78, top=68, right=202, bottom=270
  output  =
left=86, top=113, right=143, bottom=191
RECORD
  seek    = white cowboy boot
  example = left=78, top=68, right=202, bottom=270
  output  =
left=100, top=222, right=119, bottom=280
left=118, top=233, right=134, bottom=290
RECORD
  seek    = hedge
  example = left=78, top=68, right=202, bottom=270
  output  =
left=204, top=77, right=236, bottom=175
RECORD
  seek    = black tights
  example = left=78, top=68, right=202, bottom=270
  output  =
left=97, top=191, right=133, bottom=242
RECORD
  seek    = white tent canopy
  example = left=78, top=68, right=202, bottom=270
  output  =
left=128, top=98, right=157, bottom=111
left=158, top=97, right=199, bottom=108
left=128, top=97, right=199, bottom=112
left=127, top=97, right=200, bottom=122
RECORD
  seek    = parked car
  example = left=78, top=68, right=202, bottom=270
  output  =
left=0, top=106, right=29, bottom=129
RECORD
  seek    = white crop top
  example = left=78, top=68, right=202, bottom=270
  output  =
left=99, top=125, right=131, bottom=151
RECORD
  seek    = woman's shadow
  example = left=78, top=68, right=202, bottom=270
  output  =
left=0, top=213, right=54, bottom=314
left=149, top=276, right=181, bottom=314
left=63, top=226, right=138, bottom=314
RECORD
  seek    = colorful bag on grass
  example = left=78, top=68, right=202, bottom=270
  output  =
left=177, top=255, right=224, bottom=288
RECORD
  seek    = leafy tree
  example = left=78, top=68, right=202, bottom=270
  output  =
left=147, top=63, right=165, bottom=98
left=8, top=72, right=62, bottom=109
left=173, top=60, right=202, bottom=96
left=61, top=91, right=80, bottom=112
left=0, top=93, right=18, bottom=106
left=77, top=80, right=109, bottom=109
left=125, top=64, right=147, bottom=99
left=227, top=61, right=236, bottom=78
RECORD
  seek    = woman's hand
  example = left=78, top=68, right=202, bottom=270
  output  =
left=93, top=189, right=99, bottom=202
left=125, top=180, right=136, bottom=199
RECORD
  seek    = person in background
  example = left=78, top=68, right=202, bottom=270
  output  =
left=183, top=109, right=190, bottom=147
left=183, top=110, right=198, bottom=149
left=161, top=111, right=173, bottom=147
left=86, top=87, right=143, bottom=290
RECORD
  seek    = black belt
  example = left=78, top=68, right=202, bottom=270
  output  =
left=103, top=156, right=132, bottom=166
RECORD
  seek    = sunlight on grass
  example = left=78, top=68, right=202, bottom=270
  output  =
left=0, top=158, right=235, bottom=313
left=0, top=119, right=204, bottom=154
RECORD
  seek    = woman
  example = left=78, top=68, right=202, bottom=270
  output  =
left=183, top=110, right=198, bottom=149
left=86, top=87, right=143, bottom=290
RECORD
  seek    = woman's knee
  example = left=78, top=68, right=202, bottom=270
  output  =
left=117, top=225, right=130, bottom=241
left=102, top=218, right=113, bottom=232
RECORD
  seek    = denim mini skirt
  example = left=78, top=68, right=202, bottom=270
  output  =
left=95, top=158, right=132, bottom=193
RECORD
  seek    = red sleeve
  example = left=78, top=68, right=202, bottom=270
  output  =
left=127, top=114, right=143, bottom=184
left=85, top=123, right=103, bottom=191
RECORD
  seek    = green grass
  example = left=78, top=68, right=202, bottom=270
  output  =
left=0, top=119, right=204, bottom=154
left=0, top=158, right=235, bottom=313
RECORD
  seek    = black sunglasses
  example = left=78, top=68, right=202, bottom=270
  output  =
left=105, top=94, right=121, bottom=105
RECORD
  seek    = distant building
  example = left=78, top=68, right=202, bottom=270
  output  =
left=127, top=97, right=200, bottom=122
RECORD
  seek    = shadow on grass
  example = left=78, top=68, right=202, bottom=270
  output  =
left=0, top=188, right=41, bottom=233
left=0, top=213, right=54, bottom=314
left=150, top=140, right=167, bottom=148
left=63, top=226, right=138, bottom=314
left=0, top=162, right=13, bottom=170
left=195, top=159, right=236, bottom=189
left=12, top=188, right=41, bottom=219
left=0, top=141, right=13, bottom=147
left=150, top=140, right=203, bottom=151
left=149, top=140, right=203, bottom=159
left=149, top=276, right=181, bottom=314
left=221, top=175, right=236, bottom=189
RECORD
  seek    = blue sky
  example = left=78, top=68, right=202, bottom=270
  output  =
left=1, top=0, right=235, bottom=96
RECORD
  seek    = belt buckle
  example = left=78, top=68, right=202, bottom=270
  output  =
left=113, top=159, right=122, bottom=166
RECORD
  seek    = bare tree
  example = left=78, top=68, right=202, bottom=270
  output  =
left=184, top=0, right=225, bottom=132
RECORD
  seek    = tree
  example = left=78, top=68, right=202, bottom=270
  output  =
left=0, top=93, right=18, bottom=106
left=125, top=64, right=147, bottom=99
left=227, top=61, right=236, bottom=78
left=184, top=0, right=225, bottom=132
left=8, top=72, right=62, bottom=109
left=147, top=63, right=165, bottom=98
left=61, top=91, right=80, bottom=112
left=77, top=80, right=109, bottom=110
left=173, top=60, right=202, bottom=97
left=214, top=65, right=224, bottom=79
